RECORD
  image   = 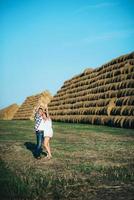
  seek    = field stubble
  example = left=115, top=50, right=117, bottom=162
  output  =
left=0, top=120, right=134, bottom=200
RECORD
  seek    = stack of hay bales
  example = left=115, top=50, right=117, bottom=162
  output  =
left=48, top=52, right=134, bottom=128
left=0, top=104, right=19, bottom=120
left=13, top=90, right=53, bottom=120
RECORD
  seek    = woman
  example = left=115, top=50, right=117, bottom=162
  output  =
left=42, top=107, right=53, bottom=159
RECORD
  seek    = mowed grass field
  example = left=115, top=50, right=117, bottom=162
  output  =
left=0, top=120, right=134, bottom=200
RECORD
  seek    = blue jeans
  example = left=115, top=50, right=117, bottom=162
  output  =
left=35, top=131, right=44, bottom=157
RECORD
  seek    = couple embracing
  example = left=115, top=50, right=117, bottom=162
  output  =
left=34, top=106, right=53, bottom=159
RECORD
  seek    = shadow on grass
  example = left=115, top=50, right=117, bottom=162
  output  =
left=24, top=142, right=47, bottom=158
left=24, top=142, right=37, bottom=158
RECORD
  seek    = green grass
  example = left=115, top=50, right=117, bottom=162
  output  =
left=0, top=120, right=134, bottom=200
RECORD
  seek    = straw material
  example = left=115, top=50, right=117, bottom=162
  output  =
left=0, top=104, right=19, bottom=120
left=48, top=52, right=134, bottom=128
left=13, top=90, right=53, bottom=120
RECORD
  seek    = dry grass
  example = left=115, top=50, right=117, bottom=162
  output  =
left=0, top=120, right=134, bottom=199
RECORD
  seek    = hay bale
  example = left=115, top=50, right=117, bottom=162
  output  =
left=49, top=52, right=134, bottom=128
left=83, top=68, right=93, bottom=75
left=0, top=104, right=19, bottom=120
left=13, top=90, right=53, bottom=120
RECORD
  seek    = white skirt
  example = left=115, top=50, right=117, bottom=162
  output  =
left=44, top=119, right=53, bottom=138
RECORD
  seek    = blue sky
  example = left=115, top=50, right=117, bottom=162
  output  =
left=0, top=0, right=134, bottom=109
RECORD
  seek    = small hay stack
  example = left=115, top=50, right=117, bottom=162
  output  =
left=48, top=52, right=134, bottom=128
left=13, top=90, right=53, bottom=120
left=0, top=104, right=19, bottom=120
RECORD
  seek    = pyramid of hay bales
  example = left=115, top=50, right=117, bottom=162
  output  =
left=13, top=90, right=53, bottom=120
left=0, top=104, right=19, bottom=120
left=48, top=52, right=134, bottom=128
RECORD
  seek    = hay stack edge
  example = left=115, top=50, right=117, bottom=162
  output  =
left=0, top=104, right=19, bottom=120
left=13, top=90, right=53, bottom=120
left=48, top=52, right=134, bottom=128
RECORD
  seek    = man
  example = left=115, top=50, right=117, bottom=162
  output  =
left=34, top=107, right=44, bottom=159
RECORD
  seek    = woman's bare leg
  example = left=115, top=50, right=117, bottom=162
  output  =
left=44, top=137, right=52, bottom=158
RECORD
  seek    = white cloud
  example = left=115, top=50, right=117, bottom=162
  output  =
left=63, top=29, right=134, bottom=47
left=84, top=29, right=134, bottom=43
left=74, top=2, right=119, bottom=14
